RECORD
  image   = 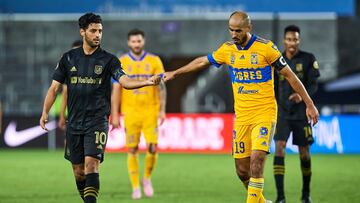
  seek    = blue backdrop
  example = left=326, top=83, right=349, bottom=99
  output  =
left=270, top=115, right=360, bottom=154
left=0, top=0, right=355, bottom=16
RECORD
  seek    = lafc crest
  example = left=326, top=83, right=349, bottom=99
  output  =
left=94, top=65, right=103, bottom=75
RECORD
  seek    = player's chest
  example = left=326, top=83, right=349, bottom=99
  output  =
left=286, top=58, right=308, bottom=80
left=67, top=58, right=107, bottom=77
left=229, top=51, right=267, bottom=68
left=123, top=61, right=155, bottom=75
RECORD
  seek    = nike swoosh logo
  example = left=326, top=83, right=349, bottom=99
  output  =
left=4, top=121, right=57, bottom=147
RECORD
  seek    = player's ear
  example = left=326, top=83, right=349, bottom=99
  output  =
left=79, top=28, right=85, bottom=38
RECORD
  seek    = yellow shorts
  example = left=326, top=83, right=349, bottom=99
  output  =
left=232, top=121, right=276, bottom=159
left=123, top=111, right=159, bottom=148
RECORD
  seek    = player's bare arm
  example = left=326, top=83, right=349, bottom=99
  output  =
left=118, top=74, right=161, bottom=89
left=163, top=56, right=210, bottom=81
left=58, top=85, right=67, bottom=130
left=40, top=80, right=62, bottom=131
left=279, top=66, right=319, bottom=125
left=158, top=80, right=166, bottom=125
left=110, top=82, right=121, bottom=128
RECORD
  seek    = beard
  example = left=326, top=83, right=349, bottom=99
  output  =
left=130, top=47, right=143, bottom=55
left=84, top=35, right=100, bottom=48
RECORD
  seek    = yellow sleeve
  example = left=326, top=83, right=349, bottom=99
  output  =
left=266, top=41, right=282, bottom=65
left=154, top=56, right=165, bottom=74
left=207, top=43, right=227, bottom=68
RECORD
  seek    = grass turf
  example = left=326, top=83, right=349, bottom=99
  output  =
left=0, top=150, right=359, bottom=203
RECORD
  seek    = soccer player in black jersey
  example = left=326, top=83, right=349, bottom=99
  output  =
left=273, top=25, right=320, bottom=203
left=40, top=13, right=161, bottom=203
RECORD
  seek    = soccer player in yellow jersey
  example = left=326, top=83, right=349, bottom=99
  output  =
left=163, top=11, right=319, bottom=203
left=111, top=28, right=166, bottom=200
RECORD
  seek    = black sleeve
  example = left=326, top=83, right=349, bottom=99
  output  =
left=109, top=56, right=126, bottom=81
left=52, top=55, right=67, bottom=84
left=306, top=54, right=320, bottom=96
left=271, top=55, right=288, bottom=71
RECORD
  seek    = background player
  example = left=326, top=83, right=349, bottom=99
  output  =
left=39, top=13, right=161, bottom=203
left=111, top=28, right=166, bottom=199
left=273, top=25, right=320, bottom=203
left=163, top=11, right=319, bottom=203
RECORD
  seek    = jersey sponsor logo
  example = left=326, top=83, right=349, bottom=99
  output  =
left=70, top=76, right=102, bottom=85
left=237, top=86, right=259, bottom=94
left=229, top=66, right=271, bottom=83
left=70, top=66, right=77, bottom=72
left=4, top=121, right=57, bottom=147
left=250, top=53, right=258, bottom=64
left=94, top=65, right=103, bottom=75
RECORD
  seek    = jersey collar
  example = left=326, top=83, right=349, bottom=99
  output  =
left=128, top=51, right=147, bottom=61
left=236, top=34, right=257, bottom=51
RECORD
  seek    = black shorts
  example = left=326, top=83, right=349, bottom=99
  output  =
left=64, top=122, right=109, bottom=164
left=274, top=118, right=314, bottom=146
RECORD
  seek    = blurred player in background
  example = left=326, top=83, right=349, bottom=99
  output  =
left=58, top=40, right=83, bottom=130
left=163, top=11, right=319, bottom=203
left=273, top=25, right=320, bottom=203
left=111, top=28, right=166, bottom=199
left=40, top=13, right=161, bottom=203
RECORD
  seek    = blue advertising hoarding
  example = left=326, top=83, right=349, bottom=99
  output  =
left=270, top=115, right=360, bottom=154
left=0, top=0, right=355, bottom=16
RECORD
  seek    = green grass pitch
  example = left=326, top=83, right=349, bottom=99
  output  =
left=0, top=150, right=359, bottom=203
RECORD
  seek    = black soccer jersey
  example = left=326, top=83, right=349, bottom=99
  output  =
left=276, top=50, right=320, bottom=120
left=52, top=47, right=126, bottom=132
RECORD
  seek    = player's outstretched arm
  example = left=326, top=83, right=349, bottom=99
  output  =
left=118, top=74, right=161, bottom=90
left=280, top=66, right=319, bottom=125
left=40, top=80, right=62, bottom=131
left=163, top=56, right=210, bottom=82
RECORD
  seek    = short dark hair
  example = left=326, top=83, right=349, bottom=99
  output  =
left=127, top=28, right=145, bottom=39
left=284, top=25, right=300, bottom=36
left=71, top=40, right=82, bottom=48
left=78, top=13, right=102, bottom=30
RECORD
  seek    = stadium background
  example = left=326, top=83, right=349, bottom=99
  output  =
left=0, top=0, right=359, bottom=202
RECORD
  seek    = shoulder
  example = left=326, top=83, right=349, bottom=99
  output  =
left=299, top=50, right=316, bottom=59
left=255, top=36, right=271, bottom=44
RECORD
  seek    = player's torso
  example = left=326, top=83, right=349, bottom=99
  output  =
left=64, top=48, right=113, bottom=124
left=120, top=52, right=161, bottom=113
left=222, top=38, right=277, bottom=124
left=278, top=51, right=312, bottom=119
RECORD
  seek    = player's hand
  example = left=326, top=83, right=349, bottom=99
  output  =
left=163, top=71, right=176, bottom=82
left=147, top=75, right=161, bottom=86
left=110, top=114, right=121, bottom=128
left=306, top=104, right=319, bottom=126
left=158, top=111, right=166, bottom=126
left=58, top=115, right=66, bottom=130
left=40, top=113, right=49, bottom=131
left=289, top=93, right=302, bottom=103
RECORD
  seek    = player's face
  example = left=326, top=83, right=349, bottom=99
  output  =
left=128, top=34, right=145, bottom=55
left=284, top=31, right=300, bottom=54
left=81, top=23, right=103, bottom=48
left=228, top=18, right=251, bottom=45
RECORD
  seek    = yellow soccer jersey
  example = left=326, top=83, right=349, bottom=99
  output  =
left=208, top=34, right=283, bottom=125
left=119, top=51, right=164, bottom=113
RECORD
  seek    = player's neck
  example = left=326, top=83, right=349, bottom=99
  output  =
left=83, top=44, right=99, bottom=55
left=130, top=50, right=145, bottom=58
left=286, top=49, right=298, bottom=59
